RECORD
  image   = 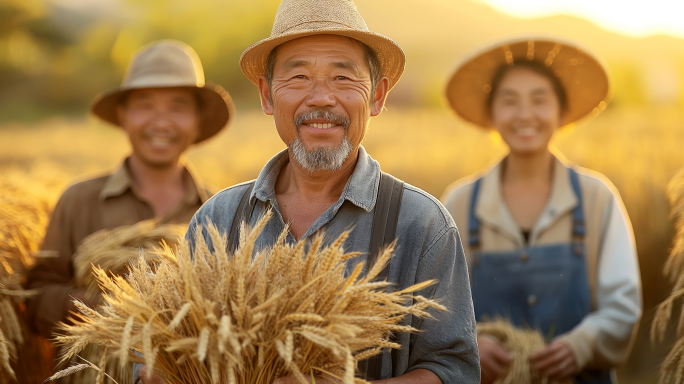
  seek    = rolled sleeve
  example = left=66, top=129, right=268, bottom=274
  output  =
left=407, top=227, right=480, bottom=383
left=557, top=196, right=641, bottom=370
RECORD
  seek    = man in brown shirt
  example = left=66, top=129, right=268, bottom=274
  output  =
left=25, top=39, right=235, bottom=340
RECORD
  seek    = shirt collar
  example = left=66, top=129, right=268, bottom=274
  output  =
left=475, top=153, right=578, bottom=244
left=251, top=145, right=380, bottom=213
left=99, top=157, right=210, bottom=204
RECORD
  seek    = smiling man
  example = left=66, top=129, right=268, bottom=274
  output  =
left=137, top=1, right=479, bottom=383
left=25, top=40, right=234, bottom=374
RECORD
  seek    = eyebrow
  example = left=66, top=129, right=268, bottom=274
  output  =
left=280, top=59, right=361, bottom=72
left=498, top=88, right=550, bottom=96
left=282, top=59, right=310, bottom=71
left=331, top=60, right=359, bottom=71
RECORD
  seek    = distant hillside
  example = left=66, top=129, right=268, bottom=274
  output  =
left=355, top=0, right=684, bottom=107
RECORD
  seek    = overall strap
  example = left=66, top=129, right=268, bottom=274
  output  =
left=367, top=172, right=405, bottom=279
left=227, top=182, right=256, bottom=254
left=363, top=171, right=404, bottom=380
left=568, top=168, right=586, bottom=240
left=468, top=178, right=484, bottom=249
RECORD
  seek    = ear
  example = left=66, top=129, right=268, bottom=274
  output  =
left=257, top=76, right=274, bottom=116
left=370, top=76, right=390, bottom=117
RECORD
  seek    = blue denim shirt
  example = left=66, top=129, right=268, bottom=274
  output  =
left=135, top=146, right=479, bottom=383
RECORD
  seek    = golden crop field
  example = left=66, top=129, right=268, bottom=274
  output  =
left=1, top=105, right=682, bottom=382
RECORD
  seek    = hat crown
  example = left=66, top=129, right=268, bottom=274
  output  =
left=271, top=0, right=369, bottom=37
left=123, top=40, right=205, bottom=89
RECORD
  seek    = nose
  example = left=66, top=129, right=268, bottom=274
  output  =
left=305, top=77, right=337, bottom=108
left=517, top=100, right=534, bottom=121
left=148, top=107, right=174, bottom=131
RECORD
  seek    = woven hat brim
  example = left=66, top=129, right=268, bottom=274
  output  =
left=91, top=84, right=235, bottom=144
left=445, top=36, right=610, bottom=129
left=239, top=28, right=406, bottom=91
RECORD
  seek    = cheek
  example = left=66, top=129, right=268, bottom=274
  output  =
left=536, top=107, right=561, bottom=131
left=491, top=107, right=516, bottom=131
left=176, top=112, right=200, bottom=137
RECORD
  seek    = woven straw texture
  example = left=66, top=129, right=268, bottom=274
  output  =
left=240, top=0, right=405, bottom=90
left=92, top=40, right=235, bottom=143
left=445, top=36, right=610, bottom=129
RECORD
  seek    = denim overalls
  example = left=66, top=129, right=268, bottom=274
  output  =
left=469, top=168, right=613, bottom=384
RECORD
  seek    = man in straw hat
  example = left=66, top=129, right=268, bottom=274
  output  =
left=26, top=39, right=234, bottom=377
left=136, top=0, right=480, bottom=383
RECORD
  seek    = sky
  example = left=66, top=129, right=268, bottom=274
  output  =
left=51, top=0, right=684, bottom=40
left=477, top=0, right=684, bottom=39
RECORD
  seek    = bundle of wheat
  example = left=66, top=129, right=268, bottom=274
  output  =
left=477, top=319, right=571, bottom=384
left=66, top=220, right=187, bottom=384
left=73, top=220, right=188, bottom=296
left=52, top=210, right=445, bottom=384
left=652, top=168, right=684, bottom=384
left=0, top=167, right=64, bottom=382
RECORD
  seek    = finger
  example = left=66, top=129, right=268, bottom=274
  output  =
left=542, top=355, right=574, bottom=379
left=491, top=345, right=514, bottom=364
left=482, top=357, right=507, bottom=379
left=530, top=342, right=563, bottom=362
left=533, top=347, right=566, bottom=372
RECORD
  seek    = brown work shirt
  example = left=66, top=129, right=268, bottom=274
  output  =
left=25, top=158, right=211, bottom=338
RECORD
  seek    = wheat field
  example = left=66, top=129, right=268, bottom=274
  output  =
left=1, top=106, right=683, bottom=383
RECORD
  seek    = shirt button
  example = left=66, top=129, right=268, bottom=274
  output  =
left=520, top=251, right=529, bottom=262
left=527, top=295, right=537, bottom=306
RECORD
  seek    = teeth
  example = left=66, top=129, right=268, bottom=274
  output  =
left=150, top=137, right=172, bottom=146
left=515, top=127, right=537, bottom=136
left=311, top=123, right=334, bottom=129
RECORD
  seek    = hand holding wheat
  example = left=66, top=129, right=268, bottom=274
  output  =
left=52, top=210, right=445, bottom=384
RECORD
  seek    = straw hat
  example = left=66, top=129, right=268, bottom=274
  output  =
left=92, top=40, right=235, bottom=143
left=240, top=0, right=405, bottom=90
left=445, top=36, right=610, bottom=129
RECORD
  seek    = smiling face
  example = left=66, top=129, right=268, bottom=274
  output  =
left=117, top=87, right=200, bottom=168
left=257, top=34, right=389, bottom=173
left=489, top=66, right=565, bottom=155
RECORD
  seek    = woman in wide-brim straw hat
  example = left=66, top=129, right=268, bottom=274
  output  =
left=441, top=37, right=642, bottom=384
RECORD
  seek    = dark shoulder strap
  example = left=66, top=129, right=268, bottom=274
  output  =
left=227, top=182, right=256, bottom=254
left=367, top=172, right=405, bottom=278
left=468, top=177, right=484, bottom=249
left=363, top=171, right=404, bottom=380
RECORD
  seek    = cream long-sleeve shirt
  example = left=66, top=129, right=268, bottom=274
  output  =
left=441, top=155, right=642, bottom=371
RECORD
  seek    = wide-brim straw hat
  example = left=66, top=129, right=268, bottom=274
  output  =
left=445, top=36, right=610, bottom=129
left=92, top=40, right=235, bottom=143
left=240, top=0, right=405, bottom=90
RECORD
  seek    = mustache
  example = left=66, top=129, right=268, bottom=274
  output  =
left=294, top=109, right=351, bottom=130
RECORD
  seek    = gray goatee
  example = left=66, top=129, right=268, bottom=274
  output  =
left=290, top=110, right=353, bottom=173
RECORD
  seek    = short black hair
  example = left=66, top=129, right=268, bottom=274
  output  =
left=487, top=61, right=568, bottom=114
left=265, top=39, right=381, bottom=105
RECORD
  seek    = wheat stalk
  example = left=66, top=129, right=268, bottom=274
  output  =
left=64, top=220, right=187, bottom=384
left=73, top=220, right=187, bottom=296
left=477, top=319, right=571, bottom=384
left=652, top=168, right=684, bottom=383
left=53, top=210, right=445, bottom=384
left=0, top=167, right=64, bottom=379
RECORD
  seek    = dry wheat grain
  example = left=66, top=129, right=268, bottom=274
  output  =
left=53, top=210, right=445, bottom=384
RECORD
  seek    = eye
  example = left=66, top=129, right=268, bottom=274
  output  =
left=292, top=75, right=307, bottom=80
left=336, top=76, right=349, bottom=81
